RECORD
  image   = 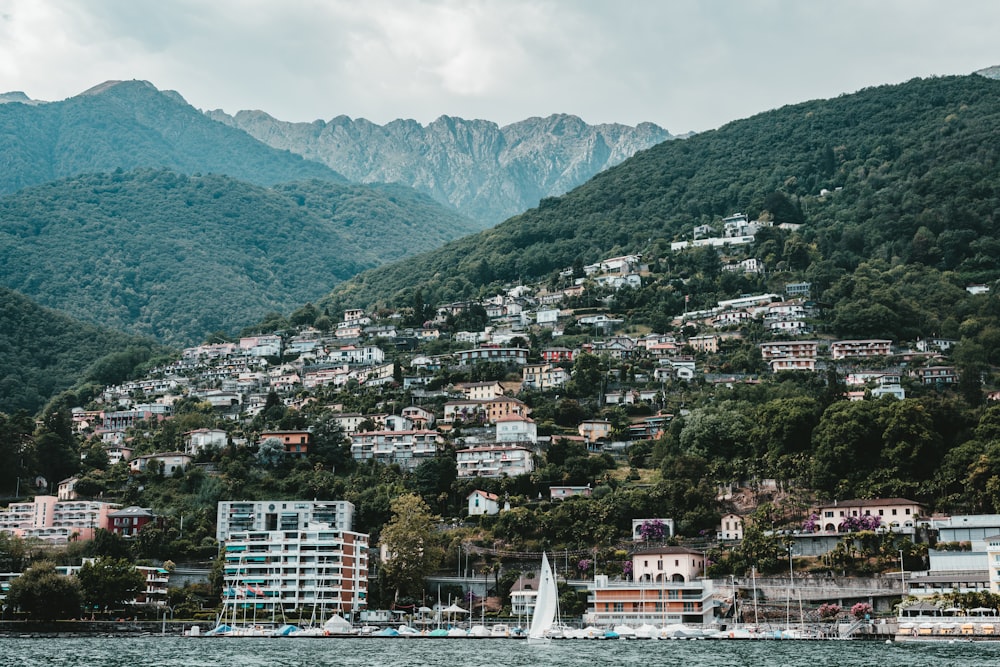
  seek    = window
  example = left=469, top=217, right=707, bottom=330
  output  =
left=892, top=509, right=898, bottom=516
left=905, top=508, right=911, bottom=515
left=879, top=509, right=884, bottom=516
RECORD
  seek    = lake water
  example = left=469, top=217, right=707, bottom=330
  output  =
left=1, top=636, right=997, bottom=667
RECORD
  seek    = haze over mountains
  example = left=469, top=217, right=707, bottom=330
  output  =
left=207, top=109, right=676, bottom=225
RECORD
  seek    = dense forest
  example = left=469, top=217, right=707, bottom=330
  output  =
left=0, top=169, right=478, bottom=345
left=319, top=74, right=1000, bottom=316
left=0, top=288, right=168, bottom=414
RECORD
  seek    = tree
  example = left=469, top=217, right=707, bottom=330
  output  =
left=88, top=529, right=133, bottom=561
left=0, top=532, right=30, bottom=572
left=6, top=561, right=82, bottom=620
left=809, top=400, right=881, bottom=496
left=568, top=353, right=603, bottom=398
left=31, top=409, right=79, bottom=490
left=256, top=437, right=285, bottom=467
left=76, top=557, right=146, bottom=615
left=309, top=412, right=353, bottom=471
left=379, top=494, right=444, bottom=601
left=0, top=410, right=32, bottom=494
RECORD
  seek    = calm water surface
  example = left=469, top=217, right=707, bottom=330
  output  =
left=1, top=636, right=996, bottom=667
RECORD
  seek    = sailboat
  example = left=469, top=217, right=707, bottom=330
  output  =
left=527, top=552, right=559, bottom=644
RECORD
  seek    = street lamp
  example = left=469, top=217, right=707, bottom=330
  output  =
left=899, top=549, right=906, bottom=588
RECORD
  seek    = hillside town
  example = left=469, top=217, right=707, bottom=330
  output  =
left=2, top=212, right=999, bottom=640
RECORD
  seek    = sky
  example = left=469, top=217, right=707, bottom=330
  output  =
left=1, top=0, right=999, bottom=134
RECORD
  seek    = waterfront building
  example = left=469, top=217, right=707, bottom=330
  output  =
left=220, top=524, right=369, bottom=620
left=585, top=546, right=716, bottom=627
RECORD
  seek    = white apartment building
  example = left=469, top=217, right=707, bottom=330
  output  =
left=521, top=363, right=571, bottom=391
left=220, top=525, right=369, bottom=620
left=348, top=430, right=441, bottom=470
left=495, top=415, right=538, bottom=444
left=457, top=347, right=530, bottom=366
left=325, top=345, right=386, bottom=365
left=184, top=428, right=228, bottom=454
left=216, top=500, right=356, bottom=543
left=456, top=445, right=535, bottom=478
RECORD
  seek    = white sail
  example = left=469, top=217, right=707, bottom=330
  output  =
left=528, top=552, right=558, bottom=641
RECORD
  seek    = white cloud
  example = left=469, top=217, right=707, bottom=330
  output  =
left=1, top=0, right=999, bottom=132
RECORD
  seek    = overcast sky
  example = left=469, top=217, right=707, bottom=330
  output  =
left=2, top=0, right=998, bottom=133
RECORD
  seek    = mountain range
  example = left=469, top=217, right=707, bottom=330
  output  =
left=5, top=73, right=1000, bottom=413
left=319, top=73, right=1000, bottom=317
left=206, top=109, right=676, bottom=225
left=0, top=78, right=670, bottom=347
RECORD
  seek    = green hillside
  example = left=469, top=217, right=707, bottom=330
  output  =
left=0, top=287, right=167, bottom=414
left=0, top=80, right=346, bottom=196
left=320, top=74, right=1000, bottom=315
left=0, top=169, right=479, bottom=344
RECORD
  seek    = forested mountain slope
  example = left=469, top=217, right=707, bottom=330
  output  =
left=320, top=75, right=1000, bottom=319
left=0, top=287, right=166, bottom=414
left=0, top=80, right=348, bottom=196
left=0, top=169, right=478, bottom=345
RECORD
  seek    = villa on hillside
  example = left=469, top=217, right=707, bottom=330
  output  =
left=812, top=498, right=926, bottom=535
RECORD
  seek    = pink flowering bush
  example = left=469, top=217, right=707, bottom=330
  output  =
left=838, top=515, right=882, bottom=532
left=639, top=519, right=666, bottom=541
left=818, top=603, right=842, bottom=619
left=851, top=602, right=873, bottom=619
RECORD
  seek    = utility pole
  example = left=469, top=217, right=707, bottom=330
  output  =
left=786, top=545, right=794, bottom=630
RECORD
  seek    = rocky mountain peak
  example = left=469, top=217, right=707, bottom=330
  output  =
left=207, top=109, right=678, bottom=225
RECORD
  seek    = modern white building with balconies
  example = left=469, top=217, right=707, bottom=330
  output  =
left=348, top=430, right=441, bottom=470
left=455, top=445, right=534, bottom=478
